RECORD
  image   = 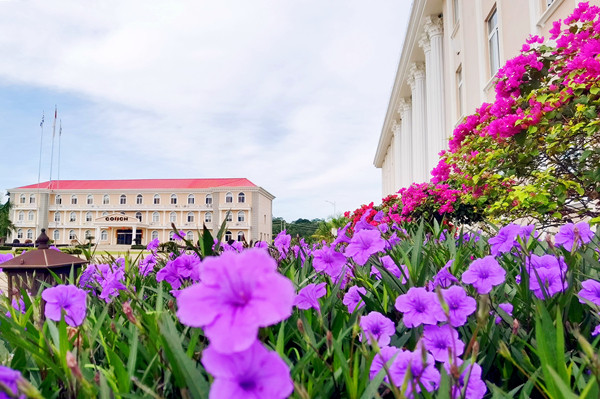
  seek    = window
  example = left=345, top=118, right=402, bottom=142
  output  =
left=225, top=211, right=233, bottom=222
left=453, top=0, right=460, bottom=25
left=55, top=195, right=62, bottom=205
left=71, top=195, right=78, bottom=205
left=28, top=211, right=34, bottom=221
left=85, top=230, right=92, bottom=239
left=135, top=212, right=142, bottom=222
left=153, top=194, right=160, bottom=204
left=54, top=212, right=61, bottom=222
left=186, top=231, right=193, bottom=240
left=102, top=211, right=108, bottom=217
left=120, top=194, right=127, bottom=205
left=237, top=231, right=245, bottom=242
left=19, top=194, right=26, bottom=204
left=187, top=194, right=195, bottom=205
left=17, top=211, right=24, bottom=222
left=29, top=194, right=35, bottom=204
left=205, top=194, right=212, bottom=205
left=103, top=195, right=110, bottom=205
left=26, top=229, right=33, bottom=240
left=238, top=192, right=245, bottom=203
left=136, top=194, right=143, bottom=205
left=69, top=212, right=76, bottom=222
left=101, top=230, right=108, bottom=241
left=169, top=231, right=175, bottom=240
left=86, top=212, right=92, bottom=222
left=152, top=212, right=160, bottom=223
left=487, top=8, right=500, bottom=77
left=205, top=212, right=212, bottom=223
left=17, top=229, right=23, bottom=239
left=238, top=211, right=245, bottom=222
left=187, top=212, right=194, bottom=223
left=53, top=230, right=60, bottom=241
left=151, top=230, right=159, bottom=240
left=170, top=194, right=177, bottom=205
left=456, top=65, right=464, bottom=118
left=69, top=230, right=76, bottom=240
left=169, top=212, right=176, bottom=223
left=225, top=231, right=232, bottom=242
left=87, top=195, right=94, bottom=205
left=225, top=192, right=233, bottom=203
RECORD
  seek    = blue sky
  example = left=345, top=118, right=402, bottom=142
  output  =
left=0, top=0, right=409, bottom=221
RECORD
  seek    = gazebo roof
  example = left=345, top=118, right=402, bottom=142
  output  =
left=0, top=249, right=88, bottom=269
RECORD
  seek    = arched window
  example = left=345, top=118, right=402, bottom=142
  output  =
left=17, top=229, right=23, bottom=239
left=69, top=230, right=76, bottom=240
left=187, top=194, right=195, bottom=205
left=225, top=231, right=232, bottom=242
left=103, top=195, right=110, bottom=205
left=17, top=211, right=24, bottom=222
left=26, top=229, right=33, bottom=240
left=205, top=194, right=212, bottom=205
left=152, top=212, right=160, bottom=222
left=169, top=231, right=175, bottom=240
left=225, top=192, right=233, bottom=203
left=53, top=229, right=60, bottom=241
left=151, top=230, right=159, bottom=240
left=136, top=194, right=143, bottom=205
left=71, top=195, right=78, bottom=205
left=102, top=211, right=108, bottom=217
left=87, top=195, right=94, bottom=205
left=85, top=212, right=92, bottom=222
left=169, top=212, right=176, bottom=223
left=85, top=230, right=92, bottom=239
left=69, top=212, right=76, bottom=222
left=29, top=194, right=36, bottom=204
left=19, top=194, right=26, bottom=204
left=225, top=211, right=232, bottom=222
left=153, top=194, right=160, bottom=204
left=237, top=231, right=245, bottom=241
left=120, top=194, right=127, bottom=205
left=205, top=212, right=212, bottom=223
left=135, top=212, right=142, bottom=222
left=237, top=211, right=245, bottom=222
left=54, top=212, right=61, bottom=222
left=28, top=211, right=34, bottom=221
left=170, top=194, right=177, bottom=205
left=101, top=230, right=108, bottom=241
left=238, top=192, right=245, bottom=203
left=187, top=212, right=194, bottom=223
left=186, top=231, right=193, bottom=240
left=55, top=195, right=62, bottom=205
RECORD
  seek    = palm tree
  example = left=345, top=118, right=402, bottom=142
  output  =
left=0, top=200, right=15, bottom=243
left=312, top=216, right=348, bottom=243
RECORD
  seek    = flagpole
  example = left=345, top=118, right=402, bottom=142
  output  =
left=57, top=120, right=62, bottom=191
left=49, top=106, right=57, bottom=183
left=36, top=112, right=45, bottom=237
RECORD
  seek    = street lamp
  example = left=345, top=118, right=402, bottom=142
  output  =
left=325, top=200, right=336, bottom=217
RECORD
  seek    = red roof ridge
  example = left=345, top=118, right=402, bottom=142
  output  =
left=12, top=178, right=258, bottom=191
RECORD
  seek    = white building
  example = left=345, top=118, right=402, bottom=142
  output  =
left=374, top=0, right=596, bottom=196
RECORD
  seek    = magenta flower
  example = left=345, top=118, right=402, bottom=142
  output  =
left=394, top=287, right=445, bottom=328
left=579, top=279, right=600, bottom=306
left=488, top=224, right=521, bottom=255
left=441, top=286, right=477, bottom=327
left=173, top=253, right=201, bottom=281
left=146, top=238, right=160, bottom=252
left=461, top=256, right=506, bottom=294
left=138, top=254, right=157, bottom=277
left=529, top=267, right=567, bottom=299
left=0, top=253, right=13, bottom=264
left=254, top=241, right=269, bottom=250
left=156, top=260, right=182, bottom=289
left=312, top=245, right=347, bottom=278
left=5, top=297, right=25, bottom=318
left=42, top=285, right=87, bottom=327
left=173, top=230, right=186, bottom=240
left=388, top=349, right=440, bottom=394
left=495, top=303, right=514, bottom=324
left=202, top=340, right=293, bottom=399
left=98, top=265, right=127, bottom=303
left=554, top=222, right=595, bottom=251
left=422, top=324, right=464, bottom=362
left=343, top=286, right=367, bottom=313
left=359, top=311, right=396, bottom=346
left=0, top=365, right=23, bottom=399
left=176, top=249, right=294, bottom=354
left=370, top=346, right=402, bottom=382
left=433, top=260, right=459, bottom=288
left=446, top=361, right=488, bottom=399
left=274, top=230, right=291, bottom=258
left=293, top=282, right=327, bottom=312
left=345, top=229, right=386, bottom=266
left=593, top=324, right=600, bottom=337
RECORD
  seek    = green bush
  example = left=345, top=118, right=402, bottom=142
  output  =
left=130, top=244, right=146, bottom=250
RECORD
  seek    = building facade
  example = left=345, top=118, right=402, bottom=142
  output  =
left=374, top=0, right=598, bottom=196
left=7, top=178, right=274, bottom=246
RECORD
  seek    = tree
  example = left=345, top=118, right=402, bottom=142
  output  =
left=0, top=199, right=15, bottom=242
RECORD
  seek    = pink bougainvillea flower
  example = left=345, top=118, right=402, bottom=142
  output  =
left=42, top=285, right=87, bottom=327
left=176, top=249, right=294, bottom=354
left=293, top=282, right=327, bottom=312
left=461, top=256, right=506, bottom=294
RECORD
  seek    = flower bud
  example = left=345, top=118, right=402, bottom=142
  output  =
left=296, top=319, right=305, bottom=336
left=545, top=233, right=554, bottom=249
left=512, top=319, right=520, bottom=335
left=66, top=351, right=83, bottom=380
left=122, top=301, right=137, bottom=325
left=326, top=330, right=333, bottom=351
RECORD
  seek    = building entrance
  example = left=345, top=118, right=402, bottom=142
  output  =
left=116, top=229, right=143, bottom=245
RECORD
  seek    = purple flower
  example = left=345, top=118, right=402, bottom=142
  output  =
left=343, top=286, right=367, bottom=313
left=5, top=297, right=25, bottom=318
left=446, top=361, right=488, bottom=399
left=173, top=253, right=201, bottom=281
left=388, top=349, right=440, bottom=394
left=173, top=230, right=186, bottom=240
left=293, top=283, right=327, bottom=312
left=488, top=224, right=521, bottom=255
left=370, top=346, right=402, bottom=382
left=345, top=229, right=386, bottom=266
left=593, top=324, right=600, bottom=336
left=526, top=254, right=568, bottom=275
left=146, top=238, right=160, bottom=252
left=0, top=253, right=13, bottom=264
left=156, top=260, right=183, bottom=289
left=461, top=256, right=506, bottom=294
left=138, top=254, right=157, bottom=277
left=98, top=264, right=127, bottom=303
left=359, top=311, right=396, bottom=346
left=433, top=260, right=459, bottom=288
left=42, top=285, right=87, bottom=326
left=555, top=222, right=595, bottom=251
left=274, top=230, right=291, bottom=258
left=529, top=267, right=567, bottom=299
left=441, top=286, right=477, bottom=327
left=0, top=365, right=23, bottom=399
left=422, top=324, right=464, bottom=362
left=312, top=245, right=347, bottom=278
left=176, top=249, right=295, bottom=353
left=202, top=340, right=293, bottom=399
left=371, top=256, right=409, bottom=283
left=395, top=287, right=445, bottom=328
left=495, top=303, right=514, bottom=324
left=579, top=279, right=600, bottom=306
left=254, top=241, right=269, bottom=249
left=49, top=245, right=61, bottom=252
left=332, top=222, right=352, bottom=246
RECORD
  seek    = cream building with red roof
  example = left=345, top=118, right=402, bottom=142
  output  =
left=7, top=178, right=274, bottom=247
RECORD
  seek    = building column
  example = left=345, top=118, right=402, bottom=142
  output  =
left=408, top=62, right=428, bottom=183
left=132, top=225, right=137, bottom=245
left=392, top=120, right=402, bottom=192
left=397, top=98, right=413, bottom=188
left=424, top=15, right=446, bottom=171
left=419, top=32, right=433, bottom=177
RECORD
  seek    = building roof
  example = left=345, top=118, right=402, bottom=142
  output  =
left=0, top=249, right=88, bottom=269
left=13, top=178, right=257, bottom=191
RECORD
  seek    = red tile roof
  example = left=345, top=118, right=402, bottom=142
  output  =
left=14, top=178, right=257, bottom=191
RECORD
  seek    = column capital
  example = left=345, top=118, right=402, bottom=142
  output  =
left=392, top=120, right=401, bottom=134
left=424, top=15, right=443, bottom=38
left=407, top=63, right=426, bottom=88
left=397, top=97, right=412, bottom=115
left=418, top=32, right=431, bottom=53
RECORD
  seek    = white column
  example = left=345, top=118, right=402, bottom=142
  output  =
left=408, top=62, right=428, bottom=183
left=419, top=32, right=434, bottom=176
left=397, top=98, right=413, bottom=187
left=392, top=120, right=402, bottom=192
left=424, top=16, right=446, bottom=171
left=132, top=225, right=137, bottom=245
